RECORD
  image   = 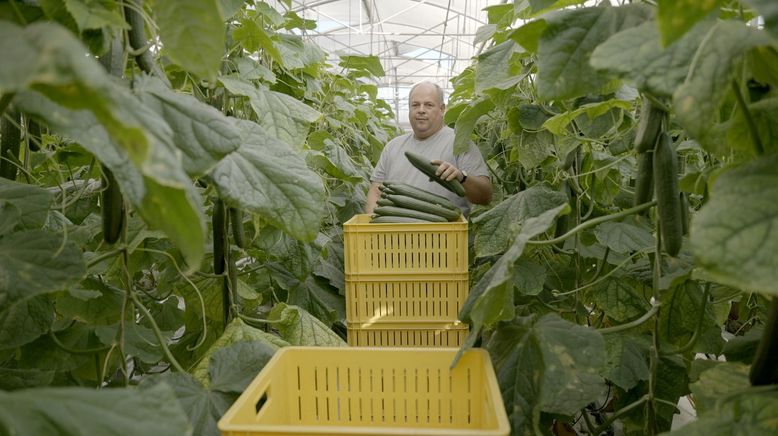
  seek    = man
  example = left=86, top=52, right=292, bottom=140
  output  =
left=365, top=81, right=492, bottom=217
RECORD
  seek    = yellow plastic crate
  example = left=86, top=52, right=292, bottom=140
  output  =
left=218, top=347, right=509, bottom=436
left=344, top=214, right=468, bottom=276
left=345, top=272, right=468, bottom=324
left=347, top=322, right=469, bottom=348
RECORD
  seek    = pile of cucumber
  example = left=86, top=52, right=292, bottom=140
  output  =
left=370, top=181, right=462, bottom=223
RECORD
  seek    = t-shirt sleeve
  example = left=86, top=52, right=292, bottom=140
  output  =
left=456, top=141, right=490, bottom=178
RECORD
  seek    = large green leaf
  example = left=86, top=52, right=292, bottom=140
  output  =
left=656, top=0, right=723, bottom=46
left=210, top=119, right=325, bottom=242
left=460, top=204, right=570, bottom=348
left=64, top=0, right=127, bottom=31
left=512, top=258, right=547, bottom=296
left=487, top=314, right=606, bottom=434
left=0, top=383, right=191, bottom=436
left=339, top=55, right=384, bottom=78
left=591, top=277, right=650, bottom=323
left=0, top=202, right=19, bottom=235
left=0, top=367, right=54, bottom=391
left=0, top=295, right=53, bottom=350
left=268, top=303, right=346, bottom=346
left=16, top=92, right=206, bottom=271
left=0, top=179, right=53, bottom=230
left=542, top=99, right=632, bottom=135
left=594, top=219, right=655, bottom=253
left=601, top=332, right=650, bottom=390
left=691, top=362, right=751, bottom=414
left=0, top=230, right=85, bottom=304
left=536, top=4, right=652, bottom=100
left=691, top=155, right=778, bottom=296
left=135, top=76, right=241, bottom=176
left=153, top=0, right=224, bottom=80
left=475, top=40, right=524, bottom=93
left=233, top=17, right=282, bottom=62
left=590, top=20, right=710, bottom=97
left=219, top=77, right=321, bottom=149
left=208, top=341, right=275, bottom=394
left=453, top=97, right=494, bottom=155
left=0, top=21, right=149, bottom=163
left=673, top=21, right=771, bottom=152
left=56, top=278, right=123, bottom=326
left=140, top=373, right=231, bottom=436
left=659, top=281, right=723, bottom=352
left=472, top=185, right=568, bottom=258
left=746, top=0, right=778, bottom=41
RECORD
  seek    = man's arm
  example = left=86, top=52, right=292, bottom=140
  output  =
left=365, top=182, right=383, bottom=213
left=431, top=160, right=492, bottom=205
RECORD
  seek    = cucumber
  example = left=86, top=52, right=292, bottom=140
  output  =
left=370, top=215, right=434, bottom=224
left=376, top=198, right=394, bottom=207
left=383, top=181, right=459, bottom=212
left=679, top=192, right=689, bottom=236
left=213, top=198, right=226, bottom=275
left=0, top=108, right=21, bottom=180
left=404, top=151, right=466, bottom=197
left=373, top=206, right=447, bottom=222
left=653, top=133, right=683, bottom=256
left=384, top=193, right=461, bottom=221
left=634, top=97, right=666, bottom=153
left=750, top=297, right=778, bottom=385
left=634, top=151, right=654, bottom=209
left=100, top=165, right=125, bottom=244
left=229, top=207, right=245, bottom=249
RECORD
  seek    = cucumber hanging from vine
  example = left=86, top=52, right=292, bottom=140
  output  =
left=653, top=133, right=683, bottom=256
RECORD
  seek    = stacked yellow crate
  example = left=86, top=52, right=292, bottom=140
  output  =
left=343, top=214, right=469, bottom=347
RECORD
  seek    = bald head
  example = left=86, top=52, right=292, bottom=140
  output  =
left=408, top=82, right=446, bottom=139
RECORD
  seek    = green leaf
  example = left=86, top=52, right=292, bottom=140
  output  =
left=673, top=21, right=771, bottom=152
left=691, top=362, right=751, bottom=414
left=0, top=179, right=53, bottom=229
left=0, top=21, right=150, bottom=163
left=475, top=40, right=524, bottom=93
left=233, top=17, right=282, bottom=62
left=590, top=277, right=650, bottom=323
left=287, top=276, right=344, bottom=326
left=0, top=202, right=20, bottom=235
left=0, top=367, right=54, bottom=390
left=524, top=0, right=587, bottom=18
left=594, top=220, right=655, bottom=253
left=460, top=204, right=569, bottom=347
left=0, top=230, right=85, bottom=305
left=268, top=303, right=347, bottom=346
left=488, top=314, right=606, bottom=434
left=15, top=92, right=206, bottom=271
left=135, top=76, right=241, bottom=176
left=305, top=138, right=362, bottom=183
left=510, top=130, right=555, bottom=169
left=745, top=0, right=778, bottom=41
left=691, top=155, right=778, bottom=296
left=56, top=278, right=123, bottom=326
left=153, top=0, right=224, bottom=80
left=210, top=119, right=325, bottom=242
left=220, top=0, right=245, bottom=20
left=508, top=20, right=547, bottom=53
left=474, top=24, right=497, bottom=46
left=141, top=373, right=231, bottom=436
left=659, top=281, right=723, bottom=352
left=236, top=57, right=276, bottom=83
left=454, top=97, right=494, bottom=155
left=191, top=318, right=287, bottom=388
left=601, top=333, right=650, bottom=390
left=666, top=393, right=778, bottom=436
left=0, top=383, right=191, bottom=436
left=728, top=97, right=778, bottom=156
left=208, top=341, right=275, bottom=394
left=591, top=20, right=711, bottom=98
left=64, top=0, right=127, bottom=31
left=338, top=55, right=385, bottom=78
left=542, top=99, right=632, bottom=135
left=0, top=295, right=53, bottom=350
left=472, top=185, right=568, bottom=258
left=657, top=0, right=723, bottom=46
left=219, top=78, right=321, bottom=149
left=536, top=4, right=652, bottom=100
left=512, top=258, right=547, bottom=296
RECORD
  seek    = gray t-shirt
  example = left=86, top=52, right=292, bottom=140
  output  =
left=371, top=126, right=489, bottom=217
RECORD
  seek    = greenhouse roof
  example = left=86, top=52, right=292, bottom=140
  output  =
left=285, top=0, right=504, bottom=126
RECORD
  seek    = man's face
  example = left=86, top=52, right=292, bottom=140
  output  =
left=409, top=84, right=445, bottom=139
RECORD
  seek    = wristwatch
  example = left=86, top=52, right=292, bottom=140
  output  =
left=459, top=170, right=468, bottom=183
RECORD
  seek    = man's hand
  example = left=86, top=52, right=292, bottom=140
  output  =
left=431, top=159, right=464, bottom=182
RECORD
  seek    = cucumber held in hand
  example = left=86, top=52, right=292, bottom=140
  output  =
left=404, top=151, right=466, bottom=197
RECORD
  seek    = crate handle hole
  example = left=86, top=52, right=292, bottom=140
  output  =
left=255, top=392, right=269, bottom=414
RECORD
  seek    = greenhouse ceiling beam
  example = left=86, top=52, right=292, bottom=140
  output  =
left=290, top=0, right=341, bottom=12
left=410, top=0, right=486, bottom=25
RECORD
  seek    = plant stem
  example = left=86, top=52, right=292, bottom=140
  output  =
left=731, top=80, right=764, bottom=156
left=119, top=249, right=132, bottom=386
left=86, top=248, right=124, bottom=268
left=129, top=292, right=185, bottom=373
left=49, top=330, right=111, bottom=354
left=593, top=395, right=649, bottom=435
left=528, top=200, right=656, bottom=247
left=598, top=303, right=660, bottom=334
left=581, top=410, right=597, bottom=435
